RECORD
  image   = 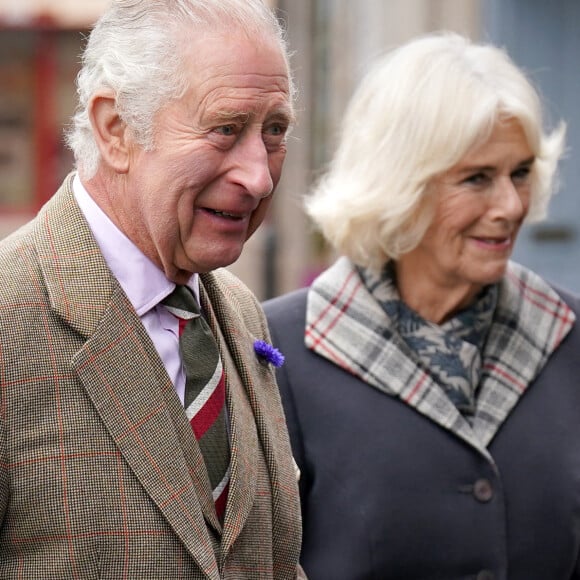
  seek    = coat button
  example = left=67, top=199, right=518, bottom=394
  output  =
left=476, top=570, right=495, bottom=580
left=473, top=478, right=493, bottom=502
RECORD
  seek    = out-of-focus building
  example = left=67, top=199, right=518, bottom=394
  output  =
left=1, top=0, right=578, bottom=298
left=0, top=0, right=109, bottom=238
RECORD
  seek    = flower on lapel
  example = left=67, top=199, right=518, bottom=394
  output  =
left=253, top=339, right=285, bottom=368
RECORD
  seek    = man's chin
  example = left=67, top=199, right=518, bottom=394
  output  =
left=178, top=249, right=245, bottom=276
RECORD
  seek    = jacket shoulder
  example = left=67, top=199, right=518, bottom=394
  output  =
left=204, top=268, right=260, bottom=312
left=201, top=268, right=268, bottom=339
left=0, top=218, right=43, bottom=308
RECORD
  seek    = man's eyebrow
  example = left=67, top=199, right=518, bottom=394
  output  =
left=209, top=104, right=295, bottom=127
left=212, top=111, right=251, bottom=124
left=270, top=106, right=296, bottom=125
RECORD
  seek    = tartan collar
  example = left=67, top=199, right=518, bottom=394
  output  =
left=359, top=263, right=498, bottom=416
left=306, top=257, right=575, bottom=457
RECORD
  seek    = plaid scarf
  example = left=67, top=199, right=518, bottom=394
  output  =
left=306, top=257, right=575, bottom=456
left=359, top=263, right=497, bottom=418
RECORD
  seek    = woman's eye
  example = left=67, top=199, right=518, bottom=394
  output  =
left=463, top=172, right=488, bottom=186
left=511, top=166, right=531, bottom=182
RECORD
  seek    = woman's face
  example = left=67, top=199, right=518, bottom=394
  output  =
left=396, top=118, right=534, bottom=314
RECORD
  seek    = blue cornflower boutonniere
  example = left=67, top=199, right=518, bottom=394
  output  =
left=254, top=339, right=285, bottom=368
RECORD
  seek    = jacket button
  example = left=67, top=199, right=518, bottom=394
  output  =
left=476, top=570, right=495, bottom=580
left=473, top=478, right=493, bottom=502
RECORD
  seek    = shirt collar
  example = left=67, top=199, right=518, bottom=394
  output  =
left=73, top=173, right=199, bottom=315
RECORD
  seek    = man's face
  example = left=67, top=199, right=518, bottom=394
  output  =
left=123, top=32, right=293, bottom=283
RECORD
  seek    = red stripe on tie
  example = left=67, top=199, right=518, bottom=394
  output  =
left=190, top=371, right=226, bottom=439
left=215, top=481, right=229, bottom=521
left=178, top=317, right=188, bottom=335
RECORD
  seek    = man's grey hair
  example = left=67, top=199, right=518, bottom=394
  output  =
left=66, top=0, right=294, bottom=179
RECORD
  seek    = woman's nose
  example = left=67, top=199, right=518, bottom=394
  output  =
left=490, top=177, right=528, bottom=221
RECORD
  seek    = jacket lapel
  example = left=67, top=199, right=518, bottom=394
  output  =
left=34, top=176, right=221, bottom=579
left=198, top=279, right=259, bottom=555
left=472, top=263, right=575, bottom=446
left=200, top=272, right=300, bottom=559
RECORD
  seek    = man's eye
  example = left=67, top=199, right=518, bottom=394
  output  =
left=263, top=123, right=289, bottom=147
left=268, top=124, right=285, bottom=136
left=215, top=125, right=236, bottom=136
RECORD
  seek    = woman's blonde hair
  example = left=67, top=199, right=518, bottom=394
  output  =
left=306, top=31, right=565, bottom=271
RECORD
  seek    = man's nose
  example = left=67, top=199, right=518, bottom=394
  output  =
left=232, top=132, right=274, bottom=199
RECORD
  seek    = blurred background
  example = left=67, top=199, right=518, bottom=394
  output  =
left=0, top=0, right=578, bottom=299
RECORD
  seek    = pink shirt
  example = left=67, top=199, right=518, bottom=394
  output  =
left=73, top=174, right=196, bottom=404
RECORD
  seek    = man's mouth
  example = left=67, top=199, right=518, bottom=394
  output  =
left=207, top=209, right=244, bottom=220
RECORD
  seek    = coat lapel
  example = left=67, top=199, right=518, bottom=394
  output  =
left=306, top=257, right=488, bottom=455
left=306, top=257, right=576, bottom=458
left=200, top=272, right=300, bottom=559
left=471, top=263, right=575, bottom=446
left=34, top=176, right=221, bottom=579
left=199, top=279, right=259, bottom=555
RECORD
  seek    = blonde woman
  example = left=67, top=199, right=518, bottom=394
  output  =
left=265, top=32, right=579, bottom=580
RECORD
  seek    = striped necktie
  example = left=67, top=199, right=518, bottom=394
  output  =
left=163, top=285, right=230, bottom=521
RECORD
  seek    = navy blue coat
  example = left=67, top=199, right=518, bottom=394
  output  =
left=264, top=287, right=580, bottom=580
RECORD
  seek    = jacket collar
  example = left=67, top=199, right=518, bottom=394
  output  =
left=306, top=257, right=575, bottom=458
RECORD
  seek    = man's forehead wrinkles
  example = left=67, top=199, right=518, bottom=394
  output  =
left=197, top=80, right=290, bottom=100
left=193, top=66, right=289, bottom=97
left=195, top=88, right=292, bottom=120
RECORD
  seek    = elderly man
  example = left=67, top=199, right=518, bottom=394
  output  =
left=0, top=1, right=304, bottom=578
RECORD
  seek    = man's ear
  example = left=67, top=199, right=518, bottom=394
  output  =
left=88, top=93, right=131, bottom=173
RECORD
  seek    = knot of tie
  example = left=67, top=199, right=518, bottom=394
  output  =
left=163, top=287, right=218, bottom=381
left=162, top=284, right=201, bottom=320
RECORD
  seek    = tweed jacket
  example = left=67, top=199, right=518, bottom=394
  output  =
left=264, top=259, right=580, bottom=580
left=0, top=176, right=303, bottom=579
